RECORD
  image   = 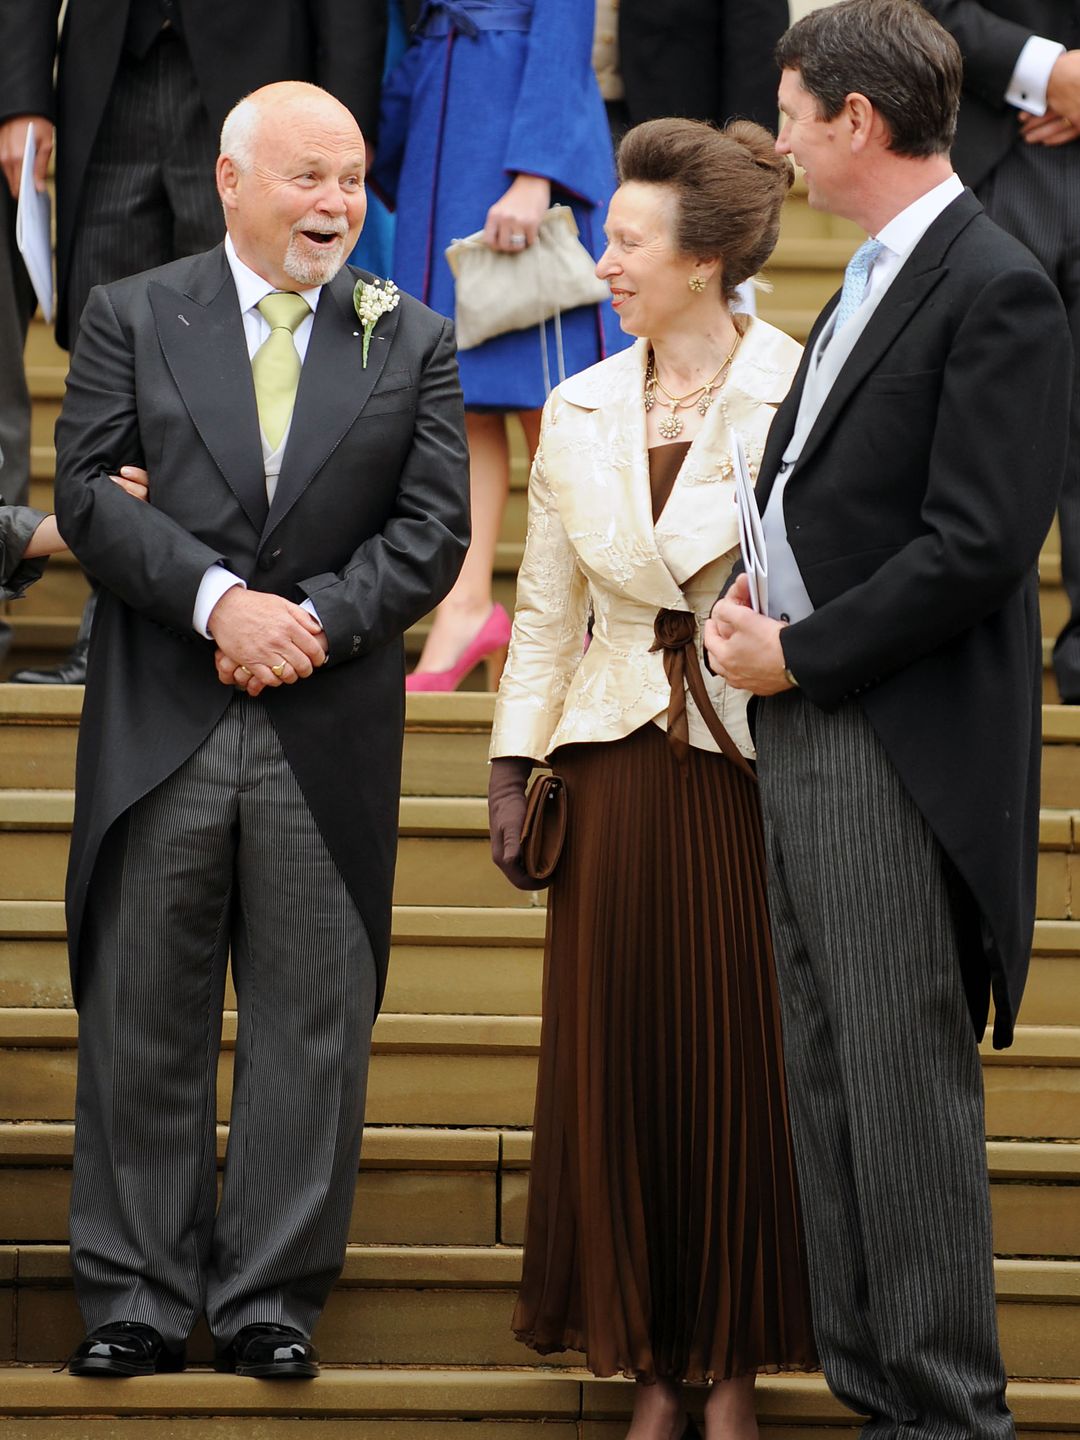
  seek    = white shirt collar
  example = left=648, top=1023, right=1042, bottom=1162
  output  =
left=224, top=233, right=323, bottom=318
left=874, top=172, right=965, bottom=262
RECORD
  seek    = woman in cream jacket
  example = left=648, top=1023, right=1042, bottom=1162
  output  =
left=488, top=120, right=817, bottom=1440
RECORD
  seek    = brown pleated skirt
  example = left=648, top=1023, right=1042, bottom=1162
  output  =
left=512, top=722, right=818, bottom=1381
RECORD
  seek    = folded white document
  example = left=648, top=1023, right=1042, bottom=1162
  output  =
left=731, top=427, right=767, bottom=614
left=15, top=128, right=53, bottom=324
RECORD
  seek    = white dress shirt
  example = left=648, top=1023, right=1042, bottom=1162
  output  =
left=1006, top=35, right=1065, bottom=116
left=762, top=173, right=965, bottom=626
left=192, top=236, right=324, bottom=638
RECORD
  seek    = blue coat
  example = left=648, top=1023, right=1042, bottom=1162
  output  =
left=373, top=0, right=630, bottom=409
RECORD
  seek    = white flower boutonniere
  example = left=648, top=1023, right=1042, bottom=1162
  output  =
left=353, top=277, right=400, bottom=368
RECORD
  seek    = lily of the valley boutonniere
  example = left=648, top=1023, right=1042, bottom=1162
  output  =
left=353, top=277, right=400, bottom=368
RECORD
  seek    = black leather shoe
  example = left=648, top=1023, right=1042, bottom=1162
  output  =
left=215, top=1322, right=319, bottom=1379
left=68, top=1322, right=186, bottom=1377
left=10, top=634, right=89, bottom=685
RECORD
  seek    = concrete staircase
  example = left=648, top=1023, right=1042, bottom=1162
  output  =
left=2, top=182, right=1078, bottom=1435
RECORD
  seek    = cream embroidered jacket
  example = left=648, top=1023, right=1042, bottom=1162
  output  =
left=490, top=317, right=803, bottom=763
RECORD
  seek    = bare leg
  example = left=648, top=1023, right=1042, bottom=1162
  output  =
left=703, top=1374, right=758, bottom=1440
left=411, top=409, right=541, bottom=679
left=628, top=1377, right=686, bottom=1439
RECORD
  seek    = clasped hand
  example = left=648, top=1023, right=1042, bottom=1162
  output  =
left=209, top=588, right=328, bottom=697
left=703, top=573, right=794, bottom=697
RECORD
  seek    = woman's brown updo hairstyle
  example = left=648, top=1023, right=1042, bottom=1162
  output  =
left=616, top=117, right=793, bottom=300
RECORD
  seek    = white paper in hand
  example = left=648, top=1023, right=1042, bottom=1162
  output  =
left=731, top=428, right=768, bottom=614
left=15, top=128, right=53, bottom=324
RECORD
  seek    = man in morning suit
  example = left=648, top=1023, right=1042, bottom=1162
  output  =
left=0, top=0, right=387, bottom=685
left=917, top=0, right=1080, bottom=702
left=705, top=2, right=1070, bottom=1435
left=53, top=81, right=470, bottom=1379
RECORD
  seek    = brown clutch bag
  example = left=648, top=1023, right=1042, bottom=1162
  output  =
left=519, top=773, right=567, bottom=884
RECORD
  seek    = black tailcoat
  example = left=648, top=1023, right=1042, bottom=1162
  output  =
left=921, top=1, right=1080, bottom=186
left=763, top=192, right=1071, bottom=1047
left=53, top=247, right=470, bottom=1010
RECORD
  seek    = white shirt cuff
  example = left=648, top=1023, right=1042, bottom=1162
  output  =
left=193, top=566, right=246, bottom=638
left=1006, top=35, right=1066, bottom=115
left=300, top=597, right=322, bottom=627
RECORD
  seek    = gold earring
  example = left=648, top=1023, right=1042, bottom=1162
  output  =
left=688, top=275, right=706, bottom=294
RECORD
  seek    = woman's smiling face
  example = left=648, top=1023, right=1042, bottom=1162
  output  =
left=596, top=181, right=712, bottom=339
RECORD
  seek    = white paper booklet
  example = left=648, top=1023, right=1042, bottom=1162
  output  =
left=731, top=427, right=767, bottom=614
left=15, top=128, right=53, bottom=324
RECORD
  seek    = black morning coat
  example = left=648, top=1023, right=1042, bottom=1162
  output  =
left=0, top=0, right=387, bottom=348
left=53, top=246, right=471, bottom=1012
left=921, top=1, right=1080, bottom=186
left=762, top=191, right=1072, bottom=1048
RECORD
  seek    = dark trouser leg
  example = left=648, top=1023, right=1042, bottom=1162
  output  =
left=69, top=707, right=240, bottom=1346
left=755, top=693, right=1012, bottom=1440
left=976, top=141, right=1080, bottom=699
left=206, top=700, right=377, bottom=1342
left=0, top=179, right=36, bottom=663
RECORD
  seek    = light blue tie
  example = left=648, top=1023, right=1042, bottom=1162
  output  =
left=833, top=238, right=884, bottom=334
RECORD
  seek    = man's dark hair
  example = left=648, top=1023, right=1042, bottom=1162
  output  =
left=775, top=0, right=961, bottom=158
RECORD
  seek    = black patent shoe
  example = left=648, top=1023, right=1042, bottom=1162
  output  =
left=68, top=1321, right=186, bottom=1377
left=10, top=635, right=89, bottom=685
left=214, top=1322, right=319, bottom=1379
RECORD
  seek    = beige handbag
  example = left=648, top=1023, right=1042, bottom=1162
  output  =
left=445, top=204, right=610, bottom=380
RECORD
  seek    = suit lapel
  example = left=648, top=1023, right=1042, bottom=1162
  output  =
left=264, top=266, right=396, bottom=537
left=784, top=191, right=982, bottom=481
left=149, top=246, right=269, bottom=531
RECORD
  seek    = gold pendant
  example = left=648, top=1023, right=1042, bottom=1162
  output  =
left=658, top=409, right=684, bottom=440
left=644, top=384, right=655, bottom=413
left=697, top=388, right=713, bottom=417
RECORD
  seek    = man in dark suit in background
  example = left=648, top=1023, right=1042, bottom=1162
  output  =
left=0, top=0, right=387, bottom=684
left=918, top=1, right=1080, bottom=701
left=617, top=0, right=789, bottom=132
left=706, top=1, right=1070, bottom=1435
left=54, top=80, right=469, bottom=1379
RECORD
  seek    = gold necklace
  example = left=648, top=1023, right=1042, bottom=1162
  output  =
left=644, top=334, right=741, bottom=440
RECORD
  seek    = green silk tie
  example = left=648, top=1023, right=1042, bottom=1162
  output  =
left=252, top=292, right=311, bottom=449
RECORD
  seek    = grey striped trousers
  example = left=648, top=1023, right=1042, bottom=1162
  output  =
left=755, top=693, right=1011, bottom=1440
left=70, top=698, right=377, bottom=1347
left=64, top=29, right=222, bottom=346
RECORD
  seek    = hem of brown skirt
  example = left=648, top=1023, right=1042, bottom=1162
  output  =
left=512, top=1328, right=819, bottom=1384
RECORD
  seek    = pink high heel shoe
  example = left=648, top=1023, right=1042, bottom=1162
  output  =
left=406, top=602, right=512, bottom=693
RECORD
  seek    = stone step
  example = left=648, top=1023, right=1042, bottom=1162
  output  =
left=0, top=1010, right=1077, bottom=1135
left=2, top=1244, right=1078, bottom=1377
left=0, top=791, right=536, bottom=908
left=1, top=902, right=1077, bottom=1026
left=2, top=785, right=1079, bottom=915
left=1, top=1369, right=1078, bottom=1440
left=0, top=1120, right=1074, bottom=1258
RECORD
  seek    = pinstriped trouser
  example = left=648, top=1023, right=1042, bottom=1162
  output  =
left=755, top=692, right=1012, bottom=1440
left=64, top=30, right=222, bottom=346
left=69, top=698, right=377, bottom=1347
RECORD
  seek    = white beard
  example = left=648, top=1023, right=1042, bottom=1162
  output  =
left=282, top=229, right=349, bottom=286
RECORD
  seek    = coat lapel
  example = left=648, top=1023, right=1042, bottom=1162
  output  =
left=149, top=246, right=268, bottom=531
left=785, top=191, right=982, bottom=481
left=264, top=265, right=397, bottom=538
left=554, top=341, right=686, bottom=611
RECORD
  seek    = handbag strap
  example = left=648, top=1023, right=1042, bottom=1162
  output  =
left=651, top=609, right=757, bottom=784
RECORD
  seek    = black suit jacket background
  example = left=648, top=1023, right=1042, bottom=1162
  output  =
left=618, top=0, right=788, bottom=131
left=921, top=1, right=1080, bottom=185
left=758, top=192, right=1071, bottom=1047
left=0, top=0, right=387, bottom=348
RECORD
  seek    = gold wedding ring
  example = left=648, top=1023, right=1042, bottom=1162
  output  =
left=236, top=664, right=252, bottom=679
left=270, top=660, right=286, bottom=678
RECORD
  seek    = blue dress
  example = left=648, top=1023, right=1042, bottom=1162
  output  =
left=372, top=0, right=630, bottom=410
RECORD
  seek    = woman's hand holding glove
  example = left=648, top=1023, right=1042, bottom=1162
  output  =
left=488, top=756, right=548, bottom=891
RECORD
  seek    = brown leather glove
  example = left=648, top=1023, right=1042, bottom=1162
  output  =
left=488, top=756, right=548, bottom=891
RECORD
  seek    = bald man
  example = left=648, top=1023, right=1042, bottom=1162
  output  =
left=53, top=82, right=470, bottom=1380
